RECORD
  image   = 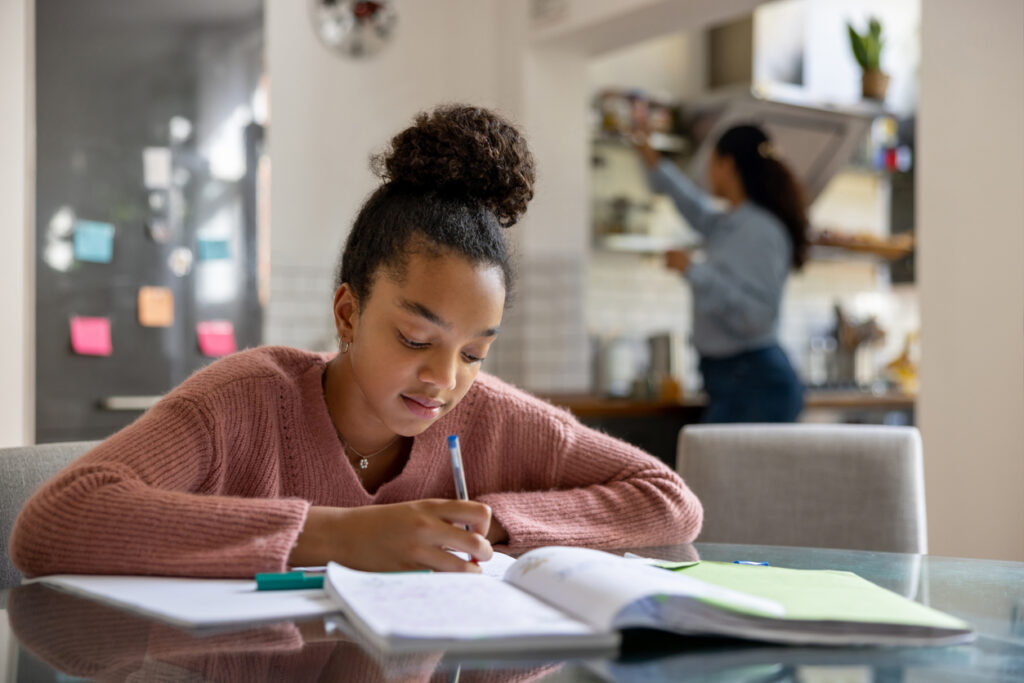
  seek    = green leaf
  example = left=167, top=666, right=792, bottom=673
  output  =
left=847, top=24, right=869, bottom=69
left=869, top=17, right=883, bottom=39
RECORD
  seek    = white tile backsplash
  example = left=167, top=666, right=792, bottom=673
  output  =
left=265, top=263, right=338, bottom=351
left=263, top=256, right=591, bottom=393
left=587, top=251, right=919, bottom=394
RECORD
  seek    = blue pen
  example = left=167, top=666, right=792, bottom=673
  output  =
left=448, top=435, right=470, bottom=503
left=734, top=560, right=770, bottom=566
left=448, top=434, right=479, bottom=565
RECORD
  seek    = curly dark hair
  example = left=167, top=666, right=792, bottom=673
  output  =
left=336, top=104, right=536, bottom=305
left=715, top=125, right=809, bottom=270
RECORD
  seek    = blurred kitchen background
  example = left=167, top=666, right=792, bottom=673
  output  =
left=1, top=0, right=1021, bottom=561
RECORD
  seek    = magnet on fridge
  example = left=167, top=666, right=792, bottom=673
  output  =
left=73, top=220, right=115, bottom=263
left=197, top=320, right=236, bottom=357
left=70, top=316, right=113, bottom=356
left=138, top=287, right=174, bottom=327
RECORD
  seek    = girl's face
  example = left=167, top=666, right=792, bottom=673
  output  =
left=334, top=250, right=505, bottom=437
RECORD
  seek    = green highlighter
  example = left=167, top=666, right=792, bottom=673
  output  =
left=255, top=571, right=324, bottom=591
left=255, top=568, right=433, bottom=590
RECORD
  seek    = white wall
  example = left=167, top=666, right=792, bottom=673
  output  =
left=263, top=0, right=503, bottom=352
left=0, top=0, right=33, bottom=448
left=918, top=0, right=1024, bottom=561
left=588, top=31, right=705, bottom=99
left=266, top=0, right=501, bottom=271
left=531, top=0, right=760, bottom=55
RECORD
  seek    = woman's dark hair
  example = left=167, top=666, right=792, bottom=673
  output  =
left=715, top=124, right=809, bottom=270
left=336, top=104, right=536, bottom=305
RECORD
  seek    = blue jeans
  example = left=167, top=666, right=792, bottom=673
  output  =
left=699, top=345, right=804, bottom=423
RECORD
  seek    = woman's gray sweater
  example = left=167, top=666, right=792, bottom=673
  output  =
left=648, top=159, right=792, bottom=358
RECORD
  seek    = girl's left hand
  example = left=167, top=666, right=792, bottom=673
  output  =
left=665, top=249, right=692, bottom=273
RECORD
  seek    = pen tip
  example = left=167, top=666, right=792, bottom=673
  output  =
left=448, top=435, right=459, bottom=447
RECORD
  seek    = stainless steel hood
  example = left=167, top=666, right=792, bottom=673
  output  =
left=682, top=85, right=882, bottom=203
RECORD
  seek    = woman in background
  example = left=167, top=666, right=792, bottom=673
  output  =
left=636, top=124, right=807, bottom=423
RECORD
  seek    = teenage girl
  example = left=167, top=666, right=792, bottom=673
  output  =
left=636, top=124, right=807, bottom=423
left=13, top=105, right=703, bottom=578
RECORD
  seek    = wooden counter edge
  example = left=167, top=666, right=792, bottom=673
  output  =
left=540, top=392, right=916, bottom=419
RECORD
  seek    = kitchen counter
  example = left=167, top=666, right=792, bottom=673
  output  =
left=538, top=390, right=915, bottom=468
left=542, top=391, right=916, bottom=419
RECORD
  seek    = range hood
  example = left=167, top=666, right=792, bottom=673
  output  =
left=681, top=85, right=881, bottom=203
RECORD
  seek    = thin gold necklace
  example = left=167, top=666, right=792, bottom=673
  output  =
left=340, top=434, right=400, bottom=471
left=323, top=366, right=400, bottom=471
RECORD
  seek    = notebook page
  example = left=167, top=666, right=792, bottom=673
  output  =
left=505, top=547, right=784, bottom=630
left=448, top=550, right=516, bottom=579
left=324, top=562, right=598, bottom=640
left=479, top=551, right=517, bottom=579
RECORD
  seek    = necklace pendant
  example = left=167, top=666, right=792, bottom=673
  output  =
left=359, top=457, right=369, bottom=469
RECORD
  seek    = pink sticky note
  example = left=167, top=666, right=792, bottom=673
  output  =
left=197, top=320, right=236, bottom=357
left=70, top=316, right=113, bottom=356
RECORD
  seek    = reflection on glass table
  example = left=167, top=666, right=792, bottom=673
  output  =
left=3, top=542, right=1023, bottom=682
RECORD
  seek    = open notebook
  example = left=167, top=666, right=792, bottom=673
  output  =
left=324, top=546, right=974, bottom=654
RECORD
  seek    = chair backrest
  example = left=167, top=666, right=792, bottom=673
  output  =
left=677, top=424, right=927, bottom=554
left=0, top=441, right=99, bottom=588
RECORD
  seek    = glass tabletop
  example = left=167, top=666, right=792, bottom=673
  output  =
left=3, top=542, right=1023, bottom=682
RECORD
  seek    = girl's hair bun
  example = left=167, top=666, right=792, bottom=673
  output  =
left=372, top=104, right=536, bottom=226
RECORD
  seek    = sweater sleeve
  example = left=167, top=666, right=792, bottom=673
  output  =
left=476, top=409, right=703, bottom=550
left=647, top=159, right=723, bottom=237
left=9, top=396, right=310, bottom=579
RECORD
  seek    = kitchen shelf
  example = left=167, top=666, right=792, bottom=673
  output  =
left=592, top=130, right=689, bottom=155
left=594, top=234, right=692, bottom=254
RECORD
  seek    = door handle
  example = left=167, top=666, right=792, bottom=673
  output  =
left=100, top=395, right=163, bottom=411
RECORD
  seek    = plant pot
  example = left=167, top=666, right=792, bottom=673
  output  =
left=862, top=69, right=890, bottom=101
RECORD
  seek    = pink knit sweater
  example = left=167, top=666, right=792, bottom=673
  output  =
left=11, top=347, right=702, bottom=578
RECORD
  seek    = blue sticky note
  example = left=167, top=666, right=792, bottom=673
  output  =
left=197, top=237, right=231, bottom=261
left=73, top=220, right=115, bottom=263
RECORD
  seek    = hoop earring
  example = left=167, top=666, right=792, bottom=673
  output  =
left=339, top=339, right=351, bottom=354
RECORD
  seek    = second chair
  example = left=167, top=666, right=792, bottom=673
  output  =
left=677, top=424, right=927, bottom=554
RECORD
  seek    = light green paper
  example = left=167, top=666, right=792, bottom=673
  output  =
left=651, top=560, right=701, bottom=570
left=678, top=562, right=969, bottom=630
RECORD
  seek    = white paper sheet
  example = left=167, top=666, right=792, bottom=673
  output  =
left=30, top=574, right=339, bottom=629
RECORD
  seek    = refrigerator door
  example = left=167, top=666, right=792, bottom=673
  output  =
left=35, top=1, right=265, bottom=442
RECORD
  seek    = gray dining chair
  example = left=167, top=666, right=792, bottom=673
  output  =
left=0, top=441, right=98, bottom=588
left=677, top=424, right=927, bottom=554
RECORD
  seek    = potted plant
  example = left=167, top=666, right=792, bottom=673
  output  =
left=847, top=17, right=888, bottom=101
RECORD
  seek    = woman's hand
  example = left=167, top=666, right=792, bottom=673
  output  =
left=289, top=501, right=494, bottom=573
left=665, top=249, right=692, bottom=273
left=631, top=126, right=660, bottom=169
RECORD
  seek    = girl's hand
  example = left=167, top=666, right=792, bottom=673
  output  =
left=485, top=515, right=509, bottom=545
left=665, top=249, right=692, bottom=273
left=289, top=501, right=493, bottom=573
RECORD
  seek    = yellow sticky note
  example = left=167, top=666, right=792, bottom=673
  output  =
left=138, top=286, right=174, bottom=327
